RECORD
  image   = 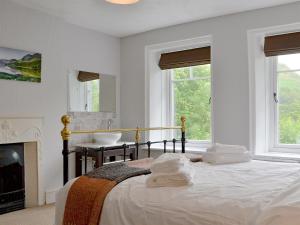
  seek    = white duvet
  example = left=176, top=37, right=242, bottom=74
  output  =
left=55, top=159, right=300, bottom=225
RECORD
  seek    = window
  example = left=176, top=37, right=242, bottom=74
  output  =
left=167, top=64, right=211, bottom=142
left=147, top=38, right=212, bottom=147
left=270, top=53, right=300, bottom=147
left=85, top=79, right=100, bottom=112
left=248, top=26, right=300, bottom=156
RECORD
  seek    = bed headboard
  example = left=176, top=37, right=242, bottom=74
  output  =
left=60, top=115, right=186, bottom=184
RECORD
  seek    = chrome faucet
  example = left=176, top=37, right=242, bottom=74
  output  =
left=107, top=119, right=113, bottom=130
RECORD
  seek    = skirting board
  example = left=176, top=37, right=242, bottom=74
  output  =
left=45, top=189, right=59, bottom=204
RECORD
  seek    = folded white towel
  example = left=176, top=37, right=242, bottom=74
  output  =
left=203, top=151, right=252, bottom=165
left=207, top=143, right=247, bottom=154
left=150, top=153, right=188, bottom=174
left=146, top=166, right=193, bottom=188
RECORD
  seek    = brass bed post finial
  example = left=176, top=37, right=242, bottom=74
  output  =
left=61, top=115, right=71, bottom=141
left=181, top=116, right=186, bottom=132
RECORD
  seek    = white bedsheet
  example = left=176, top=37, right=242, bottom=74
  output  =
left=55, top=159, right=300, bottom=225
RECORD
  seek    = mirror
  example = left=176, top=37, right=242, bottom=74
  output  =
left=68, top=70, right=116, bottom=113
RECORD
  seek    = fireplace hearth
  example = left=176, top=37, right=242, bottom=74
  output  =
left=0, top=143, right=25, bottom=214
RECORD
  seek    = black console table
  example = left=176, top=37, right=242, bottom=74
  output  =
left=75, top=143, right=136, bottom=177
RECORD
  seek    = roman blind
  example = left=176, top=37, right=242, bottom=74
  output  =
left=77, top=71, right=99, bottom=82
left=159, top=46, right=211, bottom=70
left=264, top=32, right=300, bottom=57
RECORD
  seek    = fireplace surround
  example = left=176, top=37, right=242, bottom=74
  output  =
left=0, top=117, right=43, bottom=210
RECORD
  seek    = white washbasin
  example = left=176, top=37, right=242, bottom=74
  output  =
left=93, top=132, right=122, bottom=145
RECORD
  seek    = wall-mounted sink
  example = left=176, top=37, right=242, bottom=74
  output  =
left=94, top=132, right=122, bottom=145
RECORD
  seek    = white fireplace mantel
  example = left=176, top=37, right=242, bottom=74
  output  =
left=0, top=117, right=44, bottom=206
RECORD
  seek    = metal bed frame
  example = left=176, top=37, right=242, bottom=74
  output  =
left=60, top=115, right=186, bottom=185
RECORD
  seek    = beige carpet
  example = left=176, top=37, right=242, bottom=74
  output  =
left=0, top=204, right=55, bottom=225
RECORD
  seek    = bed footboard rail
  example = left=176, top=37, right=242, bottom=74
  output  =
left=61, top=115, right=186, bottom=185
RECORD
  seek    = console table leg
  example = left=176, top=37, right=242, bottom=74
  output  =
left=95, top=151, right=103, bottom=168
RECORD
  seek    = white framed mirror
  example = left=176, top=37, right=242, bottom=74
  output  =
left=68, top=70, right=116, bottom=113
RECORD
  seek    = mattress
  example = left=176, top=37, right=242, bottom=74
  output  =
left=55, top=159, right=300, bottom=225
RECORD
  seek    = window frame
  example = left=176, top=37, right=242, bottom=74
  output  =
left=268, top=55, right=300, bottom=153
left=248, top=23, right=300, bottom=158
left=83, top=79, right=100, bottom=112
left=145, top=35, right=213, bottom=149
left=165, top=65, right=212, bottom=146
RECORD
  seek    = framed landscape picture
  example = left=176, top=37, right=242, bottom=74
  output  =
left=0, top=47, right=41, bottom=83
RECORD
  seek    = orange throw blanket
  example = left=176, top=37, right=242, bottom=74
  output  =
left=62, top=162, right=151, bottom=225
left=63, top=176, right=117, bottom=225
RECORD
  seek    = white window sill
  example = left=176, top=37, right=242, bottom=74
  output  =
left=144, top=144, right=300, bottom=162
left=254, top=152, right=300, bottom=163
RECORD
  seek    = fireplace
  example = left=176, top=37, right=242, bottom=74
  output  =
left=0, top=117, right=43, bottom=207
left=0, top=143, right=25, bottom=214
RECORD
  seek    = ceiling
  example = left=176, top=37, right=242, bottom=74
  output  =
left=9, top=0, right=300, bottom=37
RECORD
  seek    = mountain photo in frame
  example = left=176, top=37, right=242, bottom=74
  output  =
left=0, top=47, right=41, bottom=83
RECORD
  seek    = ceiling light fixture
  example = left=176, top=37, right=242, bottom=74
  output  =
left=105, top=0, right=140, bottom=4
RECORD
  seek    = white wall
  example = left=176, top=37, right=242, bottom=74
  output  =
left=0, top=0, right=120, bottom=200
left=120, top=2, right=300, bottom=148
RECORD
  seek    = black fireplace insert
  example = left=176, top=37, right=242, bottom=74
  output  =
left=0, top=143, right=25, bottom=214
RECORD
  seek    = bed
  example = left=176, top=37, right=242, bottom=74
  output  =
left=55, top=158, right=300, bottom=225
left=56, top=115, right=300, bottom=225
